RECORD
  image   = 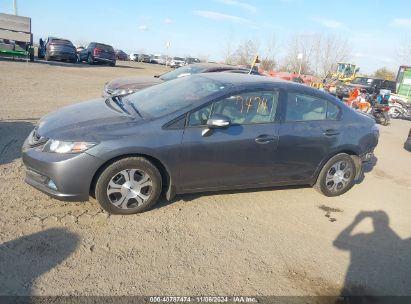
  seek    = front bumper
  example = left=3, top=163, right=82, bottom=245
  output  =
left=360, top=151, right=375, bottom=162
left=22, top=139, right=103, bottom=201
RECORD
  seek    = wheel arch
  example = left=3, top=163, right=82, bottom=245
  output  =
left=312, top=149, right=362, bottom=185
left=89, top=153, right=173, bottom=200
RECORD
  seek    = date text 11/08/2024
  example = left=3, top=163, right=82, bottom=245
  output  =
left=149, top=296, right=258, bottom=303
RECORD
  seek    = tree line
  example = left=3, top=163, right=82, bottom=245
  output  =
left=222, top=33, right=405, bottom=81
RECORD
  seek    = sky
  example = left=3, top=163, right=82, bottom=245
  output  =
left=1, top=0, right=410, bottom=74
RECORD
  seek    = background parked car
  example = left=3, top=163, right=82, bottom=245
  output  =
left=130, top=53, right=139, bottom=61
left=138, top=54, right=151, bottom=63
left=104, top=62, right=263, bottom=97
left=76, top=46, right=85, bottom=53
left=157, top=55, right=168, bottom=65
left=170, top=56, right=185, bottom=68
left=184, top=57, right=200, bottom=65
left=115, top=50, right=129, bottom=61
left=150, top=54, right=161, bottom=64
left=78, top=42, right=116, bottom=66
left=336, top=77, right=396, bottom=100
left=38, top=37, right=77, bottom=63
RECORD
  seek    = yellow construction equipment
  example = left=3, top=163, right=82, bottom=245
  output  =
left=329, top=62, right=359, bottom=83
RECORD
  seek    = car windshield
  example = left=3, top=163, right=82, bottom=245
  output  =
left=125, top=75, right=227, bottom=118
left=351, top=77, right=373, bottom=85
left=159, top=65, right=206, bottom=81
left=174, top=57, right=184, bottom=61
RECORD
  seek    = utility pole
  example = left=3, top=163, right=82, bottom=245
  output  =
left=13, top=0, right=18, bottom=15
left=165, top=41, right=171, bottom=67
left=297, top=53, right=303, bottom=76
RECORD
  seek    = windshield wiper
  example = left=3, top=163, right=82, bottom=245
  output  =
left=111, top=96, right=131, bottom=115
left=126, top=99, right=143, bottom=118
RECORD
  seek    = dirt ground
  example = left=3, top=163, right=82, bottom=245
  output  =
left=0, top=59, right=410, bottom=298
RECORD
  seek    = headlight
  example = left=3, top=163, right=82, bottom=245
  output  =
left=109, top=88, right=137, bottom=96
left=43, top=139, right=96, bottom=154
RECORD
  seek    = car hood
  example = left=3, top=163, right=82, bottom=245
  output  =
left=37, top=98, right=144, bottom=141
left=105, top=76, right=163, bottom=92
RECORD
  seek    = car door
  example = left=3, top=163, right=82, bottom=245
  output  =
left=81, top=43, right=92, bottom=60
left=275, top=91, right=342, bottom=183
left=179, top=89, right=282, bottom=191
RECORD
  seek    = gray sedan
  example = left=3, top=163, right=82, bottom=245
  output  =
left=22, top=73, right=379, bottom=214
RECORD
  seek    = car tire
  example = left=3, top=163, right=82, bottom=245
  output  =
left=315, top=153, right=356, bottom=197
left=95, top=157, right=162, bottom=215
left=109, top=61, right=116, bottom=67
left=87, top=54, right=94, bottom=64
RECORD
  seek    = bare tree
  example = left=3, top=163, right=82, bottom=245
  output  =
left=279, top=34, right=314, bottom=74
left=279, top=33, right=351, bottom=77
left=231, top=39, right=260, bottom=66
left=316, top=34, right=351, bottom=78
left=260, top=35, right=278, bottom=71
left=74, top=39, right=89, bottom=47
left=373, top=67, right=396, bottom=80
left=398, top=39, right=411, bottom=65
left=222, top=34, right=234, bottom=65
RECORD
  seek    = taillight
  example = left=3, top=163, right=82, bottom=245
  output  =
left=384, top=107, right=390, bottom=112
left=93, top=48, right=103, bottom=55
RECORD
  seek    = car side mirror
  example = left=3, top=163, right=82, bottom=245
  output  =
left=201, top=115, right=231, bottom=137
left=355, top=68, right=360, bottom=73
left=207, top=114, right=231, bottom=129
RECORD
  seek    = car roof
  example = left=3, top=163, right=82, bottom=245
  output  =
left=191, top=62, right=244, bottom=70
left=198, top=73, right=336, bottom=99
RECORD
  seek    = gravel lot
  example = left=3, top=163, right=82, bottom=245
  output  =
left=1, top=59, right=410, bottom=298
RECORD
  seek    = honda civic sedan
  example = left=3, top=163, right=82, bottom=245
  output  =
left=22, top=73, right=379, bottom=214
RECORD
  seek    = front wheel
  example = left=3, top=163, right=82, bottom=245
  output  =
left=95, top=157, right=162, bottom=214
left=315, top=154, right=356, bottom=197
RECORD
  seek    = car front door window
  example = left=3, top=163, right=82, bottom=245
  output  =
left=188, top=90, right=279, bottom=127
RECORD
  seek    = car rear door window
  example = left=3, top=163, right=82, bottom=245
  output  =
left=188, top=90, right=279, bottom=127
left=326, top=102, right=340, bottom=120
left=285, top=93, right=339, bottom=122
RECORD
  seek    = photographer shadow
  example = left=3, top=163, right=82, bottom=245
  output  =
left=334, top=211, right=411, bottom=299
left=0, top=228, right=79, bottom=295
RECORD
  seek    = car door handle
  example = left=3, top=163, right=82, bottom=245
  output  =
left=255, top=135, right=277, bottom=144
left=323, top=129, right=340, bottom=136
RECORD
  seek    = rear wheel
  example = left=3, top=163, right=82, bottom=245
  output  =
left=315, top=153, right=356, bottom=197
left=95, top=157, right=162, bottom=214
